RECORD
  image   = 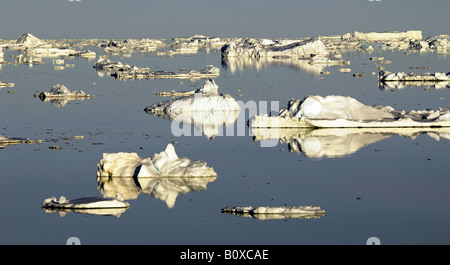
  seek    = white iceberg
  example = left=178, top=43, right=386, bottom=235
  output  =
left=34, top=84, right=94, bottom=100
left=378, top=70, right=449, bottom=81
left=221, top=206, right=325, bottom=220
left=145, top=79, right=241, bottom=138
left=250, top=95, right=450, bottom=128
left=97, top=143, right=217, bottom=178
left=221, top=38, right=329, bottom=58
left=16, top=32, right=45, bottom=46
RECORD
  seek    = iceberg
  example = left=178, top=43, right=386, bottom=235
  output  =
left=221, top=206, right=325, bottom=220
left=96, top=143, right=217, bottom=208
left=145, top=79, right=241, bottom=138
left=249, top=95, right=450, bottom=128
left=221, top=38, right=329, bottom=58
left=251, top=127, right=450, bottom=158
left=34, top=84, right=94, bottom=100
left=378, top=70, right=449, bottom=81
left=93, top=58, right=220, bottom=80
left=97, top=143, right=217, bottom=178
left=16, top=32, right=45, bottom=46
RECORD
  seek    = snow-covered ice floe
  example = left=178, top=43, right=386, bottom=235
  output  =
left=42, top=194, right=129, bottom=209
left=221, top=206, right=325, bottom=220
left=42, top=195, right=129, bottom=217
left=251, top=127, right=450, bottom=159
left=96, top=143, right=217, bottom=208
left=378, top=70, right=449, bottom=81
left=97, top=143, right=217, bottom=178
left=145, top=79, right=241, bottom=138
left=0, top=135, right=41, bottom=149
left=34, top=84, right=94, bottom=100
left=249, top=95, right=450, bottom=128
left=93, top=58, right=220, bottom=80
left=221, top=38, right=349, bottom=66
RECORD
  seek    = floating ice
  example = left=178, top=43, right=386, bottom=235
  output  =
left=221, top=206, right=325, bottom=220
left=145, top=79, right=241, bottom=138
left=378, top=70, right=449, bottom=81
left=97, top=143, right=217, bottom=178
left=250, top=95, right=450, bottom=128
left=34, top=84, right=94, bottom=99
left=221, top=38, right=329, bottom=58
left=93, top=58, right=220, bottom=80
left=0, top=80, right=14, bottom=88
left=42, top=194, right=129, bottom=209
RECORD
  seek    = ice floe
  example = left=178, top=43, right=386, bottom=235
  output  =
left=251, top=127, right=450, bottom=158
left=221, top=206, right=325, bottom=220
left=0, top=135, right=42, bottom=149
left=97, top=143, right=217, bottom=178
left=144, top=79, right=241, bottom=138
left=0, top=80, right=14, bottom=88
left=96, top=143, right=217, bottom=208
left=378, top=70, right=449, bottom=81
left=34, top=84, right=94, bottom=107
left=42, top=194, right=129, bottom=217
left=250, top=95, right=450, bottom=128
left=93, top=58, right=220, bottom=80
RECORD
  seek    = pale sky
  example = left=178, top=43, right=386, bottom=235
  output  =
left=0, top=0, right=448, bottom=40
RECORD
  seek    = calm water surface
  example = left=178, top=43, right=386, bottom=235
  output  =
left=1, top=44, right=449, bottom=244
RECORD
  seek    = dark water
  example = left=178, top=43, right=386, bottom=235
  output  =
left=1, top=45, right=449, bottom=244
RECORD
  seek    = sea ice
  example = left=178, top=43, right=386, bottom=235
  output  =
left=250, top=95, right=450, bottom=128
left=97, top=143, right=217, bottom=178
left=34, top=84, right=94, bottom=100
left=42, top=194, right=129, bottom=209
left=221, top=206, right=325, bottom=220
left=145, top=79, right=241, bottom=138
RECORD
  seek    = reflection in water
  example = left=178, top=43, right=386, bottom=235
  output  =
left=221, top=56, right=327, bottom=75
left=97, top=175, right=217, bottom=209
left=34, top=97, right=92, bottom=108
left=251, top=127, right=450, bottom=159
left=221, top=206, right=325, bottom=220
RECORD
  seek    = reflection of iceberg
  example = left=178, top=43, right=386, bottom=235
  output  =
left=221, top=56, right=327, bottom=75
left=41, top=195, right=129, bottom=218
left=144, top=79, right=241, bottom=139
left=96, top=144, right=217, bottom=208
left=251, top=127, right=450, bottom=158
left=221, top=206, right=325, bottom=220
left=97, top=175, right=217, bottom=209
left=250, top=95, right=450, bottom=128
